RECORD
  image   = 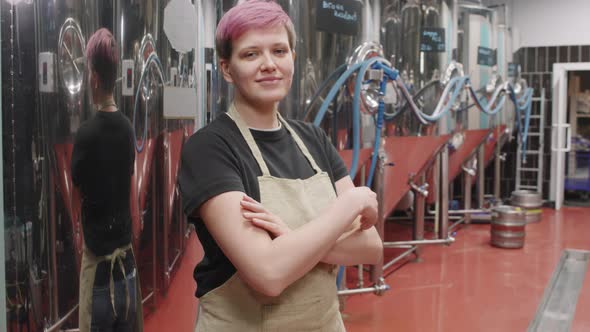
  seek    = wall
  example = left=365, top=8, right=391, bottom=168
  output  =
left=484, top=0, right=590, bottom=49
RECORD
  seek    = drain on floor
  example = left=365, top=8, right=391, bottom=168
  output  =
left=528, top=249, right=590, bottom=332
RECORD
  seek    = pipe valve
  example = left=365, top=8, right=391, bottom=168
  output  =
left=462, top=165, right=476, bottom=176
left=409, top=181, right=429, bottom=197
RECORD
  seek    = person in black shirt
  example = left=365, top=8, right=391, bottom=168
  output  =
left=71, top=28, right=142, bottom=332
left=179, top=1, right=383, bottom=330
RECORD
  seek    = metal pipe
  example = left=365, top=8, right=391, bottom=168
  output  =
left=426, top=215, right=463, bottom=220
left=383, top=237, right=455, bottom=248
left=459, top=3, right=493, bottom=12
left=358, top=164, right=366, bottom=288
left=49, top=171, right=58, bottom=323
left=471, top=214, right=492, bottom=221
left=385, top=244, right=414, bottom=249
left=179, top=194, right=186, bottom=266
left=370, top=145, right=386, bottom=284
left=337, top=279, right=390, bottom=296
left=142, top=291, right=154, bottom=305
left=439, top=146, right=449, bottom=240
left=449, top=218, right=465, bottom=232
left=464, top=163, right=473, bottom=224
left=494, top=128, right=502, bottom=198
left=150, top=158, right=157, bottom=307
left=384, top=246, right=418, bottom=270
left=357, top=264, right=364, bottom=288
left=166, top=249, right=182, bottom=276
left=413, top=174, right=426, bottom=258
left=447, top=208, right=489, bottom=214
left=429, top=208, right=491, bottom=214
left=477, top=145, right=485, bottom=207
left=163, top=132, right=170, bottom=288
left=44, top=304, right=78, bottom=332
left=433, top=150, right=441, bottom=238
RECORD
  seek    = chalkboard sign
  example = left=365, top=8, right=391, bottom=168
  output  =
left=507, top=62, right=519, bottom=78
left=315, top=0, right=362, bottom=36
left=420, top=27, right=446, bottom=52
left=477, top=46, right=496, bottom=66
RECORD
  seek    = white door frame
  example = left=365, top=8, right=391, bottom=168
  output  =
left=550, top=62, right=590, bottom=209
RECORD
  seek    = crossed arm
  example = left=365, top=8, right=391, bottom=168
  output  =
left=198, top=175, right=383, bottom=297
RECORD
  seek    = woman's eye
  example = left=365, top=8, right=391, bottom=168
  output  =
left=244, top=51, right=257, bottom=58
left=274, top=49, right=287, bottom=55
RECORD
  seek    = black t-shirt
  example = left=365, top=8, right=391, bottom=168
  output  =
left=179, top=114, right=348, bottom=298
left=71, top=110, right=135, bottom=257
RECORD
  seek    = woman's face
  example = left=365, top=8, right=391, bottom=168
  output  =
left=220, top=25, right=295, bottom=107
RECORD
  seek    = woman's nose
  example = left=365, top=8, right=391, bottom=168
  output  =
left=260, top=52, right=277, bottom=72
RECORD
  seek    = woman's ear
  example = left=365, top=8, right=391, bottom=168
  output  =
left=219, top=58, right=234, bottom=84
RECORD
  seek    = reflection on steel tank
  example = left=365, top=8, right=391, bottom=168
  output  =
left=2, top=0, right=199, bottom=330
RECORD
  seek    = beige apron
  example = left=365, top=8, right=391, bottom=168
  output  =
left=194, top=104, right=345, bottom=331
left=79, top=243, right=144, bottom=332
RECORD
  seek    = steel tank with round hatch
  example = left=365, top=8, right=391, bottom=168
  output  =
left=34, top=0, right=109, bottom=328
left=275, top=0, right=366, bottom=128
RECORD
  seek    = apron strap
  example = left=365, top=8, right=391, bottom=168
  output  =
left=277, top=113, right=323, bottom=174
left=100, top=243, right=132, bottom=320
left=227, top=104, right=271, bottom=176
left=227, top=103, right=323, bottom=176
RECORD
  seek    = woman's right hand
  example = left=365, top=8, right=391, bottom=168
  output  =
left=342, top=186, right=378, bottom=230
left=241, top=195, right=291, bottom=238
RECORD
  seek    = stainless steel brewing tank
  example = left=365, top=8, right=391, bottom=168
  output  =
left=382, top=0, right=456, bottom=136
left=35, top=0, right=110, bottom=327
left=458, top=2, right=496, bottom=130
left=380, top=0, right=402, bottom=67
left=272, top=0, right=364, bottom=121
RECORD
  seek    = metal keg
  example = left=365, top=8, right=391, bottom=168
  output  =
left=511, top=190, right=543, bottom=223
left=491, top=205, right=526, bottom=249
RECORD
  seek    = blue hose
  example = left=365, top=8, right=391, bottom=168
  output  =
left=304, top=63, right=347, bottom=120
left=315, top=59, right=388, bottom=291
left=466, top=81, right=507, bottom=115
left=420, top=76, right=469, bottom=122
left=348, top=58, right=389, bottom=178
left=313, top=59, right=386, bottom=179
left=313, top=63, right=363, bottom=127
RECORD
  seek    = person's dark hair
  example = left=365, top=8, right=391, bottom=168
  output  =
left=86, top=28, right=118, bottom=93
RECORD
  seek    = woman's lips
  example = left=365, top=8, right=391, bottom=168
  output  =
left=256, top=77, right=282, bottom=83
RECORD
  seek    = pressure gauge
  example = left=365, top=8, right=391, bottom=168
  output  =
left=58, top=18, right=86, bottom=96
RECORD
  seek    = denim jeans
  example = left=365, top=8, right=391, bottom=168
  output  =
left=90, top=268, right=137, bottom=332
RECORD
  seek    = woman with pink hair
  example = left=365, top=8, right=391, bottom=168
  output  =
left=179, top=1, right=383, bottom=330
left=72, top=28, right=143, bottom=332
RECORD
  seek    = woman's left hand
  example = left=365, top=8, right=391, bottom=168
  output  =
left=241, top=195, right=291, bottom=238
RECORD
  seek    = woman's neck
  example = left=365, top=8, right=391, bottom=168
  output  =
left=95, top=94, right=117, bottom=113
left=233, top=94, right=279, bottom=129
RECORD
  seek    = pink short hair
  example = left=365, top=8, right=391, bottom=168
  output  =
left=86, top=28, right=118, bottom=93
left=215, top=0, right=296, bottom=59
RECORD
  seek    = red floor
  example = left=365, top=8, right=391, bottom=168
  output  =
left=145, top=207, right=590, bottom=331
